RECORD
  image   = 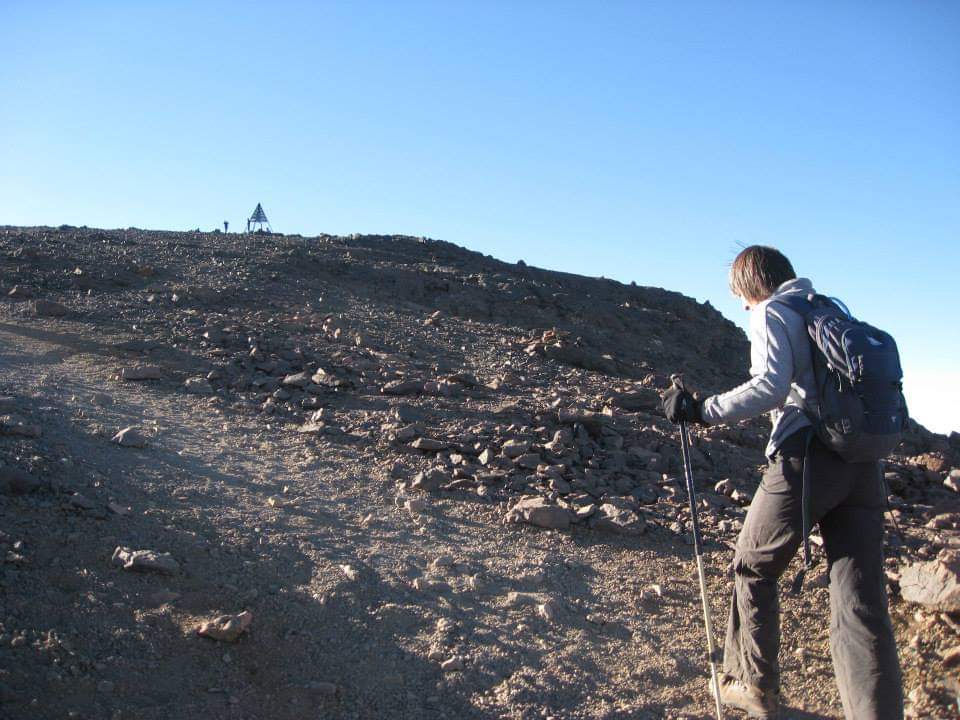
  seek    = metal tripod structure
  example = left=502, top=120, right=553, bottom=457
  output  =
left=246, top=203, right=271, bottom=233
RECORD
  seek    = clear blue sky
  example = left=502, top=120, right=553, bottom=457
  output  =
left=3, top=1, right=958, bottom=433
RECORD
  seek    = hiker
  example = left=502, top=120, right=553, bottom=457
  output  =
left=661, top=246, right=903, bottom=719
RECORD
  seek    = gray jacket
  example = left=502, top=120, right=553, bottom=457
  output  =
left=701, top=278, right=817, bottom=457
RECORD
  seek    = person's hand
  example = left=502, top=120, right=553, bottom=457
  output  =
left=661, top=385, right=706, bottom=425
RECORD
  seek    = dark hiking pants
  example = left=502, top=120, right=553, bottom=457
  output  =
left=722, top=430, right=903, bottom=719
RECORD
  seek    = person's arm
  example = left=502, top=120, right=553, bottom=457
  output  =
left=700, top=304, right=795, bottom=425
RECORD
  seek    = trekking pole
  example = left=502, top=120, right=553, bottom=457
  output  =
left=672, top=375, right=724, bottom=720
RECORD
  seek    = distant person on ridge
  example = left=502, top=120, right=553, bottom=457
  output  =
left=661, top=246, right=903, bottom=719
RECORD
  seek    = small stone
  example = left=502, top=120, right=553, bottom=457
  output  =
left=465, top=574, right=485, bottom=592
left=514, top=453, right=542, bottom=470
left=926, top=513, right=960, bottom=530
left=111, top=426, right=147, bottom=448
left=730, top=489, right=753, bottom=506
left=7, top=285, right=33, bottom=298
left=0, top=466, right=46, bottom=495
left=339, top=564, right=359, bottom=581
left=410, top=468, right=449, bottom=492
left=142, top=590, right=180, bottom=607
left=282, top=371, right=311, bottom=388
left=945, top=469, right=960, bottom=494
left=506, top=592, right=562, bottom=626
left=394, top=424, right=421, bottom=443
left=506, top=496, right=571, bottom=530
left=537, top=600, right=559, bottom=623
left=942, top=645, right=960, bottom=668
left=119, top=366, right=163, bottom=381
left=411, top=437, right=448, bottom=452
left=297, top=421, right=325, bottom=434
left=440, top=657, right=463, bottom=672
left=184, top=377, right=214, bottom=395
left=0, top=415, right=41, bottom=438
left=382, top=379, right=423, bottom=396
left=501, top=440, right=530, bottom=459
left=573, top=504, right=596, bottom=522
left=91, top=392, right=113, bottom=406
left=197, top=611, right=253, bottom=642
left=306, top=681, right=338, bottom=696
left=69, top=493, right=95, bottom=510
left=919, top=453, right=949, bottom=473
left=590, top=503, right=646, bottom=536
left=97, top=680, right=114, bottom=694
left=405, top=498, right=427, bottom=515
left=30, top=299, right=70, bottom=317
left=714, top=479, right=735, bottom=496
left=430, top=555, right=455, bottom=570
left=640, top=584, right=663, bottom=601
left=413, top=577, right=451, bottom=593
left=111, top=546, right=179, bottom=574
left=392, top=405, right=423, bottom=423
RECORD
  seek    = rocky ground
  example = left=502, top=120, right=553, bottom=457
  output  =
left=0, top=225, right=958, bottom=720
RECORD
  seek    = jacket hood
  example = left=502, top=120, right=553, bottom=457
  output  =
left=772, top=277, right=815, bottom=297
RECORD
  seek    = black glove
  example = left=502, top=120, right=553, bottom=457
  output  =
left=661, top=386, right=706, bottom=425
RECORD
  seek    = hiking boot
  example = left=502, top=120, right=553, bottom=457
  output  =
left=711, top=673, right=780, bottom=719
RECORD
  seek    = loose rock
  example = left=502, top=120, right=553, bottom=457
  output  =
left=590, top=503, right=646, bottom=535
left=0, top=467, right=46, bottom=495
left=184, top=376, right=214, bottom=395
left=0, top=415, right=41, bottom=438
left=506, top=496, right=571, bottom=530
left=112, top=546, right=179, bottom=574
left=900, top=551, right=960, bottom=612
left=197, top=611, right=253, bottom=642
left=119, top=366, right=163, bottom=381
left=30, top=299, right=69, bottom=317
left=111, top=426, right=148, bottom=448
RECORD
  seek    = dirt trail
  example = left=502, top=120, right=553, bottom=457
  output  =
left=0, top=319, right=850, bottom=720
left=3, top=225, right=954, bottom=719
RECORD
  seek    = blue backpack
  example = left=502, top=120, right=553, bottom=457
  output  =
left=776, top=293, right=908, bottom=462
left=777, top=293, right=908, bottom=595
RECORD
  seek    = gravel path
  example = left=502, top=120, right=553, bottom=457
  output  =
left=0, top=226, right=956, bottom=719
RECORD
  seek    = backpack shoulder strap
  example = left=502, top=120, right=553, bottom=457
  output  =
left=770, top=293, right=814, bottom=317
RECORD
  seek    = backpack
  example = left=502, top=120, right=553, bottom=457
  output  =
left=775, top=293, right=908, bottom=463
